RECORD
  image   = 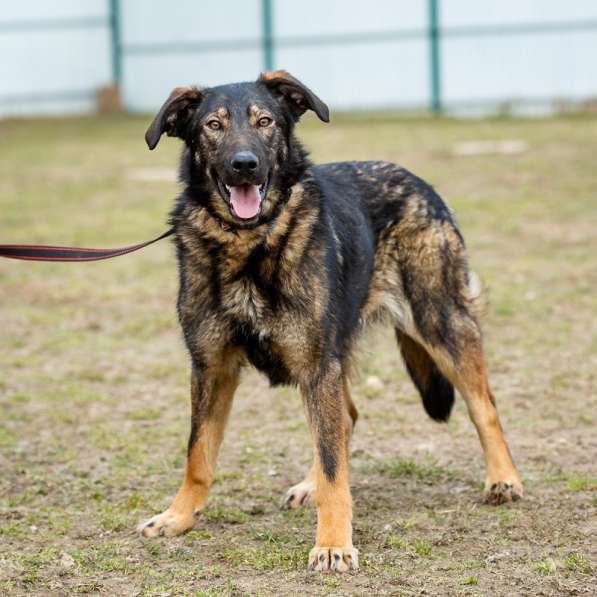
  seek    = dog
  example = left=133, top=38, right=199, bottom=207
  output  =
left=137, top=71, right=522, bottom=572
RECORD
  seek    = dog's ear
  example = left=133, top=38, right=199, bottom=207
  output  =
left=258, top=70, right=329, bottom=123
left=145, top=86, right=204, bottom=150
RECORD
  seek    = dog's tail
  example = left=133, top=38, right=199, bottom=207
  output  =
left=395, top=272, right=486, bottom=422
left=396, top=330, right=454, bottom=422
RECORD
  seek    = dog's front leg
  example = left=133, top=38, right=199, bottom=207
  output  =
left=302, top=363, right=358, bottom=572
left=138, top=363, right=239, bottom=537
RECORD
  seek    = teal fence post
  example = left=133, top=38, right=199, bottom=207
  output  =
left=262, top=0, right=274, bottom=71
left=428, top=0, right=442, bottom=114
left=109, top=0, right=122, bottom=85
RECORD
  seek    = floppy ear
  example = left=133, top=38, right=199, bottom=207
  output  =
left=145, top=86, right=204, bottom=150
left=258, top=70, right=329, bottom=123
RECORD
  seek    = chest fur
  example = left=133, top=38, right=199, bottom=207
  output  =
left=219, top=264, right=321, bottom=386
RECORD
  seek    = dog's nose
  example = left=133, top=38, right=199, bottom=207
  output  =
left=231, top=151, right=259, bottom=174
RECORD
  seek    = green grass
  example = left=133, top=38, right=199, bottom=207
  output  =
left=566, top=477, right=597, bottom=492
left=364, top=457, right=453, bottom=482
left=543, top=470, right=597, bottom=493
left=534, top=559, right=557, bottom=576
left=564, top=553, right=592, bottom=574
left=383, top=534, right=408, bottom=550
left=1, top=113, right=596, bottom=595
left=202, top=505, right=251, bottom=524
left=223, top=544, right=310, bottom=571
left=413, top=539, right=432, bottom=558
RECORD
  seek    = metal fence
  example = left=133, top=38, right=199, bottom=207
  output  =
left=1, top=0, right=597, bottom=116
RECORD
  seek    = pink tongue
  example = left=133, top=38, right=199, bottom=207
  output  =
left=229, top=184, right=261, bottom=219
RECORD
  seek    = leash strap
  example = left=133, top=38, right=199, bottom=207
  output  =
left=0, top=228, right=175, bottom=262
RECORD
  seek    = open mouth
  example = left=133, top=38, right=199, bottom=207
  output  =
left=217, top=177, right=269, bottom=221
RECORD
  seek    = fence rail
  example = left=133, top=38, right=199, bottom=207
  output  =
left=0, top=16, right=108, bottom=33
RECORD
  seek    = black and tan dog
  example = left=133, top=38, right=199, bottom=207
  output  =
left=137, top=71, right=522, bottom=571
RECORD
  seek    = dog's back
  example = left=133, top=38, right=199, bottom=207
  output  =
left=313, top=159, right=457, bottom=239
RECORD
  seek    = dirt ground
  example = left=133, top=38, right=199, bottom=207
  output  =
left=1, top=113, right=595, bottom=596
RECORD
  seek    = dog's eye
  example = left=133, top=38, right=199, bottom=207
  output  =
left=206, top=120, right=222, bottom=131
left=258, top=116, right=272, bottom=128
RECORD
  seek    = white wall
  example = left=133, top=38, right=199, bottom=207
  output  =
left=441, top=0, right=597, bottom=114
left=120, top=0, right=263, bottom=112
left=1, top=0, right=596, bottom=117
left=274, top=0, right=428, bottom=110
left=0, top=0, right=111, bottom=116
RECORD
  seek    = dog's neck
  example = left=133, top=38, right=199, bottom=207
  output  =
left=173, top=173, right=317, bottom=265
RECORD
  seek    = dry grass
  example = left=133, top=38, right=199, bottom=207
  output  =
left=1, top=113, right=596, bottom=596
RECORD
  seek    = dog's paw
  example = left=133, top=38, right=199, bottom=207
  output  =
left=483, top=479, right=523, bottom=505
left=281, top=479, right=316, bottom=509
left=137, top=509, right=196, bottom=538
left=308, top=546, right=358, bottom=572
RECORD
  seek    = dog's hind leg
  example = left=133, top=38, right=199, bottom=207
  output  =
left=282, top=378, right=357, bottom=510
left=385, top=212, right=522, bottom=504
left=397, top=291, right=522, bottom=504
left=282, top=456, right=318, bottom=510
left=424, top=330, right=523, bottom=504
left=138, top=357, right=240, bottom=537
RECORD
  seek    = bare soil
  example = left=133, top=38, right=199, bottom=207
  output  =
left=1, top=114, right=595, bottom=596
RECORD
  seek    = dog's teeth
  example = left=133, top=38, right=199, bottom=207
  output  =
left=225, top=185, right=231, bottom=191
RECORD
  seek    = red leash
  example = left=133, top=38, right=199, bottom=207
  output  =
left=0, top=228, right=174, bottom=262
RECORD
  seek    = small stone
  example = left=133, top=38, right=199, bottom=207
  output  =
left=60, top=552, right=75, bottom=569
left=486, top=550, right=511, bottom=565
left=365, top=375, right=384, bottom=391
left=29, top=525, right=38, bottom=533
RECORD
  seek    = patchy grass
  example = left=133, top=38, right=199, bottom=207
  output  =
left=223, top=544, right=311, bottom=571
left=567, top=476, right=597, bottom=492
left=565, top=553, right=592, bottom=575
left=202, top=505, right=251, bottom=525
left=534, top=559, right=557, bottom=576
left=365, top=457, right=454, bottom=482
left=1, top=113, right=597, bottom=595
left=383, top=534, right=408, bottom=550
left=461, top=574, right=479, bottom=586
left=413, top=539, right=432, bottom=558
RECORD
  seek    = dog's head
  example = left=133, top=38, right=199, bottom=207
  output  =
left=146, top=71, right=329, bottom=227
